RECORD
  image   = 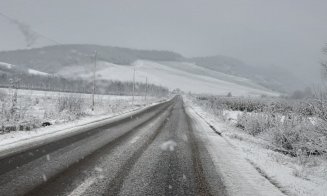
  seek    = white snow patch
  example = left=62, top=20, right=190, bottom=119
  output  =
left=28, top=69, right=49, bottom=76
left=160, top=140, right=177, bottom=151
left=0, top=62, right=13, bottom=69
left=42, top=174, right=47, bottom=182
left=68, top=177, right=96, bottom=196
left=94, top=167, right=103, bottom=172
left=129, top=136, right=140, bottom=144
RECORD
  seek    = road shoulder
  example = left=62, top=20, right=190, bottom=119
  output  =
left=185, top=101, right=285, bottom=196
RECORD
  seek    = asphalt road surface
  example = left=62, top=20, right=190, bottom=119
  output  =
left=0, top=96, right=227, bottom=196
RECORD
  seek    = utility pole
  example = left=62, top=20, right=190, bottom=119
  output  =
left=132, top=67, right=135, bottom=106
left=92, top=50, right=97, bottom=111
left=145, top=77, right=148, bottom=103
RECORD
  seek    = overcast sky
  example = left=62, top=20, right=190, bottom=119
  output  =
left=1, top=0, right=327, bottom=80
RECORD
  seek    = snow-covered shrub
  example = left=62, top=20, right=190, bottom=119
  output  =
left=0, top=90, right=13, bottom=122
left=308, top=92, right=327, bottom=137
left=235, top=111, right=326, bottom=156
left=270, top=115, right=326, bottom=155
left=196, top=95, right=315, bottom=116
left=196, top=94, right=327, bottom=158
left=57, top=95, right=85, bottom=116
left=197, top=96, right=225, bottom=118
left=34, top=97, right=40, bottom=105
left=194, top=94, right=327, bottom=158
left=236, top=112, right=278, bottom=136
left=0, top=89, right=7, bottom=101
left=109, top=99, right=128, bottom=113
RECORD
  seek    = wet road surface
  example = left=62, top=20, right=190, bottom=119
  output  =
left=0, top=97, right=227, bottom=196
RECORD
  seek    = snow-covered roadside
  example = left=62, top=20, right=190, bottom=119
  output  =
left=185, top=97, right=327, bottom=196
left=0, top=88, right=162, bottom=130
left=0, top=97, right=169, bottom=157
left=185, top=102, right=284, bottom=196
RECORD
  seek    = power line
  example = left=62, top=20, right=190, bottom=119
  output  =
left=0, top=11, right=61, bottom=45
left=0, top=11, right=110, bottom=62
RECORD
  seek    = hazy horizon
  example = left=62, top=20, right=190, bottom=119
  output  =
left=1, top=0, right=327, bottom=87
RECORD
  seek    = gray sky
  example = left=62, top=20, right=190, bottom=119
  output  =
left=1, top=0, right=327, bottom=80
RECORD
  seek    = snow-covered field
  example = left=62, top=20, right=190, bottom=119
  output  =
left=58, top=60, right=278, bottom=97
left=0, top=88, right=165, bottom=144
left=186, top=96, right=327, bottom=196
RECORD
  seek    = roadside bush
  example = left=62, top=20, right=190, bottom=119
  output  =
left=195, top=94, right=327, bottom=157
left=196, top=96, right=225, bottom=118
left=236, top=112, right=278, bottom=136
left=57, top=95, right=85, bottom=116
left=0, top=91, right=14, bottom=122
left=195, top=95, right=315, bottom=115
left=0, top=89, right=7, bottom=101
left=309, top=92, right=327, bottom=137
left=270, top=116, right=325, bottom=155
left=236, top=111, right=326, bottom=155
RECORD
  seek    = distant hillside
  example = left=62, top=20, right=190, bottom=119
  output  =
left=0, top=44, right=183, bottom=73
left=0, top=44, right=302, bottom=92
left=187, top=55, right=301, bottom=92
left=188, top=55, right=253, bottom=76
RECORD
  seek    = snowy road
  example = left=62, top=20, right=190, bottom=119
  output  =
left=0, top=96, right=284, bottom=196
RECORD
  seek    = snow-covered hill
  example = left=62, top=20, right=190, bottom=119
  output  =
left=0, top=61, right=48, bottom=76
left=58, top=60, right=278, bottom=96
left=0, top=45, right=281, bottom=96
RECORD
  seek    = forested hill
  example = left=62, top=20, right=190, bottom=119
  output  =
left=0, top=44, right=302, bottom=92
left=0, top=44, right=183, bottom=73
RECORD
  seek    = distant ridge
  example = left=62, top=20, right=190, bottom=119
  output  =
left=0, top=44, right=183, bottom=73
left=0, top=44, right=301, bottom=92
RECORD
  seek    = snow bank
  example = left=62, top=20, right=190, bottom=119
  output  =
left=186, top=96, right=327, bottom=196
left=186, top=103, right=284, bottom=196
left=0, top=98, right=169, bottom=158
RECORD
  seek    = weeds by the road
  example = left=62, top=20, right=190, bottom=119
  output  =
left=191, top=94, right=327, bottom=195
left=0, top=89, right=158, bottom=134
left=194, top=95, right=327, bottom=157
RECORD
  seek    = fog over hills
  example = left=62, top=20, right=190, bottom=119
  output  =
left=0, top=44, right=301, bottom=94
left=0, top=0, right=325, bottom=95
left=0, top=44, right=183, bottom=73
left=188, top=55, right=302, bottom=91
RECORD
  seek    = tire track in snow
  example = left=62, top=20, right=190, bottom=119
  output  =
left=105, top=106, right=174, bottom=195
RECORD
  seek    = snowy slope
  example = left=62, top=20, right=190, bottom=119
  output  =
left=0, top=61, right=49, bottom=76
left=58, top=60, right=278, bottom=96
left=0, top=62, right=14, bottom=69
left=28, top=68, right=49, bottom=76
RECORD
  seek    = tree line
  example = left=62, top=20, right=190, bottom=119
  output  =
left=0, top=72, right=169, bottom=97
